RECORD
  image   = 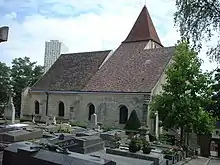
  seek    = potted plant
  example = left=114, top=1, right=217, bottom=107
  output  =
left=142, top=140, right=151, bottom=154
left=129, top=138, right=139, bottom=153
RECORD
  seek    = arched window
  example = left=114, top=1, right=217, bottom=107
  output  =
left=119, top=105, right=128, bottom=124
left=88, top=103, right=95, bottom=121
left=34, top=101, right=40, bottom=114
left=58, top=102, right=65, bottom=117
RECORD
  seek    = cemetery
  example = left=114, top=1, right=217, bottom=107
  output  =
left=0, top=99, right=208, bottom=165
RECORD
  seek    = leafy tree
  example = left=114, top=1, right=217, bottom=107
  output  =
left=206, top=68, right=220, bottom=118
left=0, top=62, right=11, bottom=106
left=193, top=110, right=215, bottom=134
left=150, top=41, right=214, bottom=144
left=174, top=0, right=220, bottom=62
left=124, top=110, right=141, bottom=131
left=11, top=57, right=44, bottom=116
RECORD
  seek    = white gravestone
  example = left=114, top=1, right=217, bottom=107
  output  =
left=155, top=111, right=159, bottom=140
left=53, top=116, right=57, bottom=125
left=4, top=97, right=15, bottom=124
left=90, top=113, right=97, bottom=129
left=32, top=116, right=36, bottom=123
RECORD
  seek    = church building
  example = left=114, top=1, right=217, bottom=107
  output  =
left=21, top=6, right=175, bottom=133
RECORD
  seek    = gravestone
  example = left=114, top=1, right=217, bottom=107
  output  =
left=45, top=116, right=50, bottom=125
left=90, top=113, right=97, bottom=129
left=53, top=116, right=56, bottom=125
left=4, top=97, right=15, bottom=124
left=32, top=116, right=35, bottom=124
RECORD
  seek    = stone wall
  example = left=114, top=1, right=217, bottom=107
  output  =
left=21, top=92, right=153, bottom=128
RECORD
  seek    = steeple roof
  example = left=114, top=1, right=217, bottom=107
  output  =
left=123, top=6, right=162, bottom=46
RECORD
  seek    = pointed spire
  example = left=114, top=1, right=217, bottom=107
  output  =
left=123, top=6, right=162, bottom=46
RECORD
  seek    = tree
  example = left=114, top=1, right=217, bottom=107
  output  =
left=150, top=41, right=214, bottom=144
left=174, top=0, right=220, bottom=62
left=206, top=68, right=220, bottom=118
left=0, top=62, right=11, bottom=109
left=124, top=110, right=141, bottom=131
left=11, top=57, right=44, bottom=116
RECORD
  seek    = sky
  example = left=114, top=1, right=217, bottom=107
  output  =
left=0, top=0, right=217, bottom=71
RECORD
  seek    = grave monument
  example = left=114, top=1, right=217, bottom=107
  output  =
left=4, top=96, right=15, bottom=124
left=90, top=113, right=97, bottom=129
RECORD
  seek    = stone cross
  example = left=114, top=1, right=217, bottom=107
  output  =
left=90, top=113, right=97, bottom=129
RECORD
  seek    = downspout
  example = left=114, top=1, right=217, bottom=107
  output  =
left=46, top=92, right=49, bottom=116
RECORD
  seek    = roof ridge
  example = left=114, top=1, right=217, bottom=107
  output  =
left=143, top=46, right=175, bottom=52
left=61, top=50, right=112, bottom=56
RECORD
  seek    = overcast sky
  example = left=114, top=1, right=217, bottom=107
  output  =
left=0, top=0, right=217, bottom=71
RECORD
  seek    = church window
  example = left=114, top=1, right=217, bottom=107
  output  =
left=119, top=105, right=128, bottom=124
left=88, top=103, right=95, bottom=121
left=34, top=101, right=40, bottom=114
left=58, top=101, right=65, bottom=117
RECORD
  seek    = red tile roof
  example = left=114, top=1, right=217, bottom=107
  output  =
left=31, top=50, right=111, bottom=91
left=83, top=42, right=174, bottom=93
left=123, top=6, right=162, bottom=46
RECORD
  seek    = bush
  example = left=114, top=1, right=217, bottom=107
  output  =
left=136, top=139, right=142, bottom=151
left=129, top=138, right=139, bottom=153
left=159, top=134, right=176, bottom=145
left=124, top=110, right=141, bottom=131
left=70, top=121, right=87, bottom=128
left=149, top=133, right=157, bottom=142
left=143, top=147, right=151, bottom=154
left=142, top=140, right=151, bottom=154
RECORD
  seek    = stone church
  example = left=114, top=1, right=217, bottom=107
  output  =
left=21, top=6, right=175, bottom=133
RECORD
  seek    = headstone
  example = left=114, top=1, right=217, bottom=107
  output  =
left=45, top=116, right=50, bottom=125
left=4, top=97, right=15, bottom=124
left=90, top=113, right=97, bottom=129
left=155, top=111, right=159, bottom=139
left=32, top=116, right=35, bottom=124
left=53, top=116, right=57, bottom=125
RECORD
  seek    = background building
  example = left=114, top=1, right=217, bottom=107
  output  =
left=44, top=40, right=68, bottom=72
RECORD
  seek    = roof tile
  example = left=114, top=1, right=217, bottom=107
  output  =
left=31, top=50, right=111, bottom=91
left=123, top=6, right=162, bottom=46
left=83, top=42, right=174, bottom=92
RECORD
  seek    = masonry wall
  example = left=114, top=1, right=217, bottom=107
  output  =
left=21, top=92, right=152, bottom=128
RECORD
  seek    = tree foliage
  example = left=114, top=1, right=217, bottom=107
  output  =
left=206, top=68, right=220, bottom=118
left=174, top=0, right=220, bottom=62
left=150, top=41, right=215, bottom=142
left=11, top=57, right=44, bottom=116
left=0, top=62, right=11, bottom=105
left=124, top=110, right=141, bottom=131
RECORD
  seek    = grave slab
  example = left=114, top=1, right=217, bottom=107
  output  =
left=106, top=148, right=164, bottom=165
left=2, top=141, right=116, bottom=165
left=89, top=150, right=154, bottom=165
